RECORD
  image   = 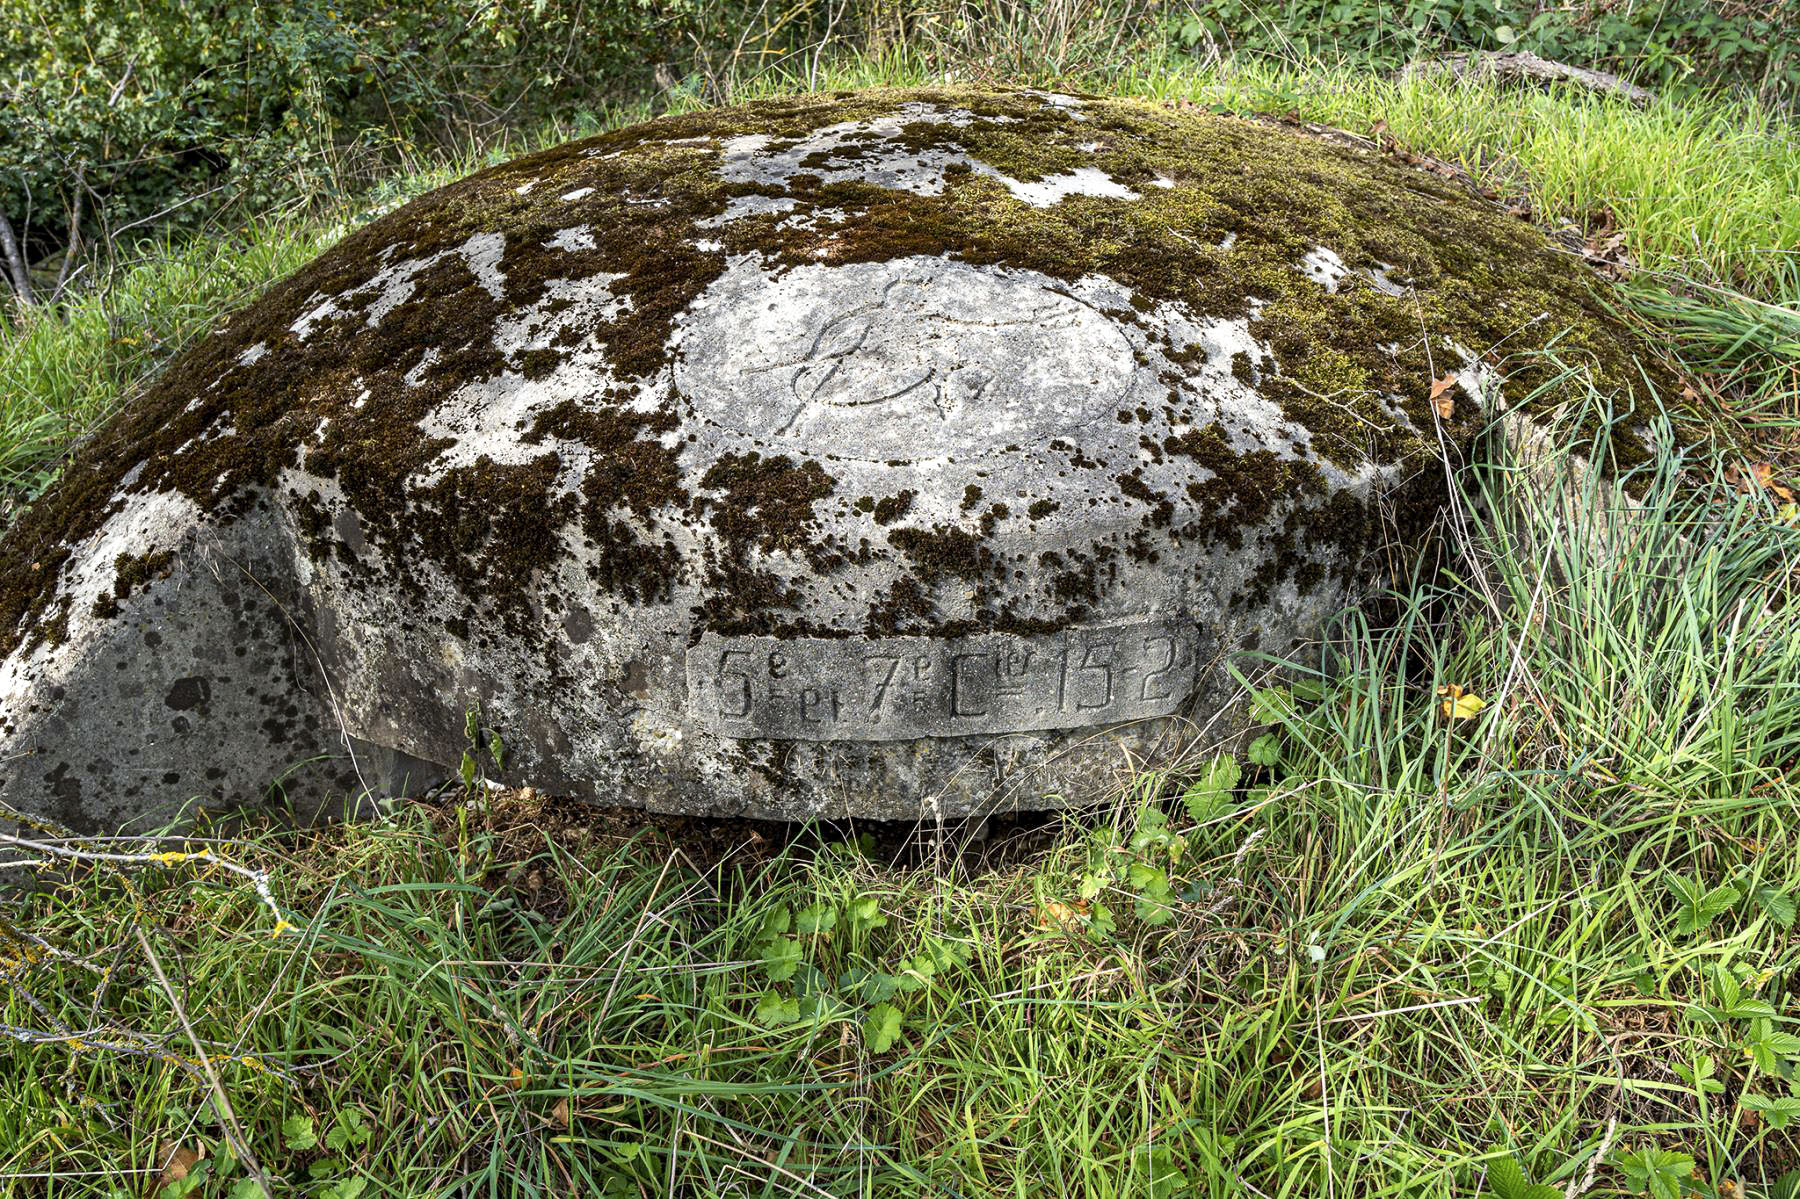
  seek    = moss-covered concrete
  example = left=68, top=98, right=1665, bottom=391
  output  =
left=0, top=86, right=1672, bottom=661
left=0, top=87, right=1680, bottom=825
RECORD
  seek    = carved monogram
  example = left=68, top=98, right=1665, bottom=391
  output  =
left=743, top=271, right=1105, bottom=435
left=676, top=259, right=1137, bottom=462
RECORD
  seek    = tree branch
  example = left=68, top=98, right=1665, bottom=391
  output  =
left=50, top=169, right=84, bottom=304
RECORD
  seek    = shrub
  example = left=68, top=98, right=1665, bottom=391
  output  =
left=0, top=0, right=769, bottom=294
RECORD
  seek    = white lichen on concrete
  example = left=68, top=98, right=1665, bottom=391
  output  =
left=547, top=226, right=597, bottom=252
left=1301, top=245, right=1411, bottom=297
left=711, top=103, right=1138, bottom=212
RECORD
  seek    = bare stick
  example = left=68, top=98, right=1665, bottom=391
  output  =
left=0, top=833, right=287, bottom=926
left=134, top=925, right=274, bottom=1197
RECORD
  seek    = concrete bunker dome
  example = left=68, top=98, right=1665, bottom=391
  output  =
left=0, top=88, right=1663, bottom=830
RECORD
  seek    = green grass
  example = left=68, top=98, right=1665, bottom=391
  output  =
left=0, top=225, right=330, bottom=512
left=4, top=405, right=1800, bottom=1197
left=1627, top=261, right=1800, bottom=425
left=5, top=45, right=1800, bottom=1199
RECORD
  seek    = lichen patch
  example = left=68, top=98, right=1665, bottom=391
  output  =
left=995, top=165, right=1139, bottom=205
left=713, top=102, right=1139, bottom=208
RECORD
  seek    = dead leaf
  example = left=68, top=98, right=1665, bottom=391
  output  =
left=157, top=1143, right=202, bottom=1192
left=1437, top=684, right=1486, bottom=721
left=1037, top=900, right=1089, bottom=931
left=1724, top=459, right=1793, bottom=502
left=1746, top=465, right=1797, bottom=506
left=1580, top=223, right=1633, bottom=279
left=1429, top=374, right=1458, bottom=420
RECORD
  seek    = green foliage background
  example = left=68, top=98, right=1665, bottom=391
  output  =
left=2, top=0, right=1795, bottom=289
left=0, top=0, right=768, bottom=261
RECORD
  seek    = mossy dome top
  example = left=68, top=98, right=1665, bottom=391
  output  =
left=0, top=88, right=1661, bottom=827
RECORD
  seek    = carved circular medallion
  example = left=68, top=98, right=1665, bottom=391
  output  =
left=674, top=257, right=1136, bottom=461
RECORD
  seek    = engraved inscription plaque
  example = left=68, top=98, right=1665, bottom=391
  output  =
left=688, top=619, right=1200, bottom=741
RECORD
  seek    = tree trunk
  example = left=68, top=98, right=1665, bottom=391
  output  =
left=51, top=177, right=84, bottom=303
left=0, top=209, right=34, bottom=304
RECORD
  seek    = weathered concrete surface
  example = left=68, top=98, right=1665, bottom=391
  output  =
left=0, top=88, right=1665, bottom=829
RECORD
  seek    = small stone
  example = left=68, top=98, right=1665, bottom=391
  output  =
left=0, top=87, right=1665, bottom=831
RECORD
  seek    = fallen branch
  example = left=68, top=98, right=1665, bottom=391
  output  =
left=135, top=924, right=275, bottom=1198
left=0, top=832, right=287, bottom=925
left=1403, top=50, right=1655, bottom=107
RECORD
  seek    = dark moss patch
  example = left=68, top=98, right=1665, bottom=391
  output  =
left=864, top=576, right=938, bottom=635
left=887, top=524, right=995, bottom=584
left=697, top=452, right=836, bottom=557
left=1230, top=350, right=1255, bottom=385
left=1117, top=470, right=1175, bottom=528
left=90, top=550, right=176, bottom=619
left=1166, top=422, right=1327, bottom=549
left=873, top=490, right=916, bottom=525
left=1051, top=549, right=1106, bottom=605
